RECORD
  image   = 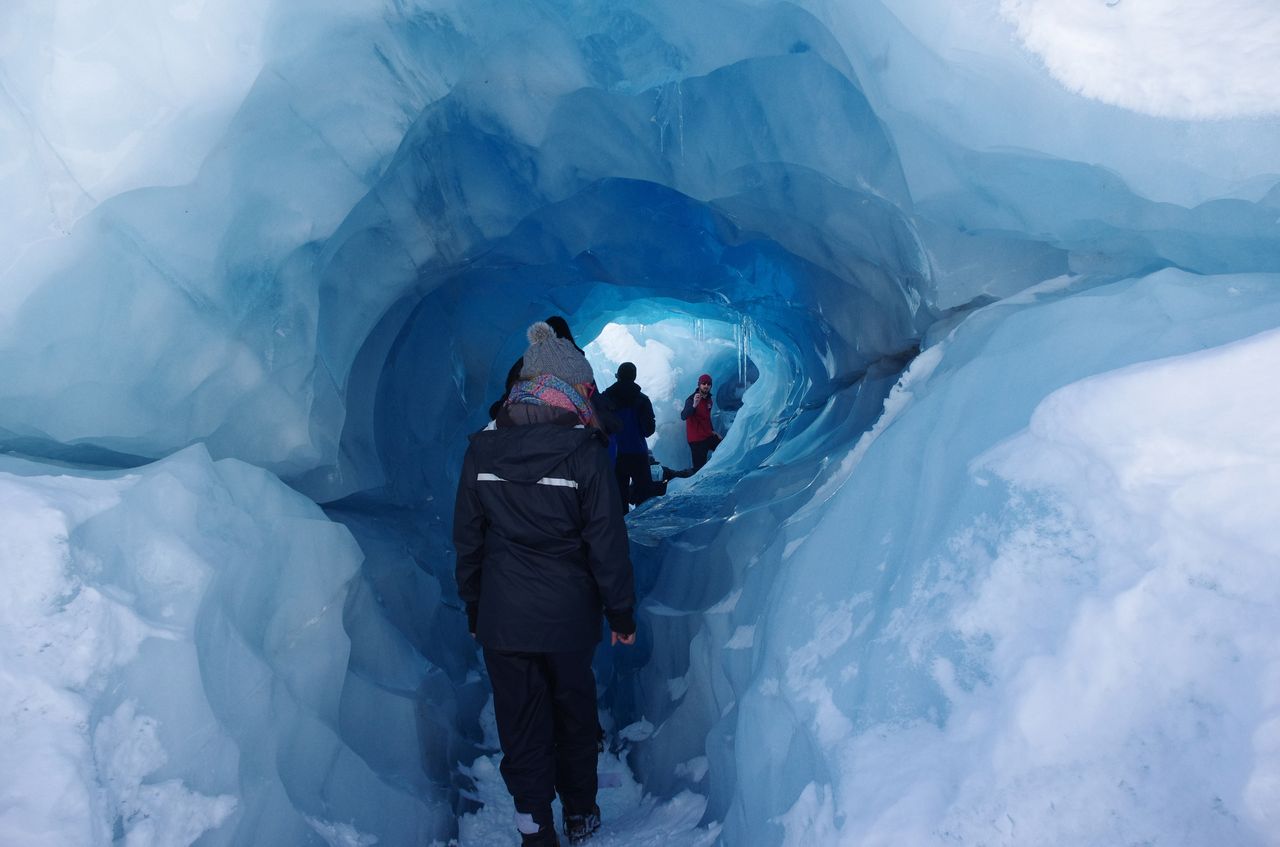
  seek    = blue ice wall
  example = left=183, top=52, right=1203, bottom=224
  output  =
left=2, top=1, right=1279, bottom=845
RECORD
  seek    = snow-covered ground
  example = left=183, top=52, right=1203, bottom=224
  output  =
left=2, top=0, right=1279, bottom=844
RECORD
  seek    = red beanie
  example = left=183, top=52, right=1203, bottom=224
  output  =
left=698, top=373, right=712, bottom=384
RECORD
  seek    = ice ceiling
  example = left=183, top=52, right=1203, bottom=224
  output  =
left=2, top=1, right=1279, bottom=845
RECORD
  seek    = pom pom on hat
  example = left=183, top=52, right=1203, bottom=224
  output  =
left=527, top=321, right=556, bottom=345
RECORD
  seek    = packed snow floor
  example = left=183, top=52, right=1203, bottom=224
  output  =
left=457, top=748, right=718, bottom=846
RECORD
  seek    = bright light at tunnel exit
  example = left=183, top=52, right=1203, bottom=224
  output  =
left=583, top=318, right=759, bottom=471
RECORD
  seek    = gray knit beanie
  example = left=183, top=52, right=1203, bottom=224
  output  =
left=520, top=321, right=595, bottom=385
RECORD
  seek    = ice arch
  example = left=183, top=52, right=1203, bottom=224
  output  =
left=310, top=174, right=930, bottom=845
left=2, top=7, right=951, bottom=840
left=3, top=0, right=1280, bottom=845
left=342, top=177, right=926, bottom=509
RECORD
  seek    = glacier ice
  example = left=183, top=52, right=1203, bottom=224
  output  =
left=0, top=446, right=451, bottom=845
left=719, top=270, right=1280, bottom=844
left=1, top=0, right=1279, bottom=845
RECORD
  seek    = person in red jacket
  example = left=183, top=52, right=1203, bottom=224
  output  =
left=680, top=373, right=720, bottom=471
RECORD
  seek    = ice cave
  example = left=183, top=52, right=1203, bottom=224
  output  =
left=2, top=1, right=1279, bottom=845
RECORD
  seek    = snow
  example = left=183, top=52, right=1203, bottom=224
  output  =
left=0, top=447, right=451, bottom=845
left=458, top=749, right=719, bottom=846
left=1, top=0, right=1279, bottom=845
left=1001, top=0, right=1280, bottom=119
left=746, top=271, right=1280, bottom=845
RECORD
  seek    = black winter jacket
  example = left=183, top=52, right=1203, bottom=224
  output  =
left=454, top=414, right=636, bottom=652
left=602, top=380, right=656, bottom=455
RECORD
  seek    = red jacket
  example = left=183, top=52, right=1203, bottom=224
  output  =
left=681, top=389, right=715, bottom=442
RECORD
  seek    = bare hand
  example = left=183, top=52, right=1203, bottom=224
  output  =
left=611, top=631, right=636, bottom=646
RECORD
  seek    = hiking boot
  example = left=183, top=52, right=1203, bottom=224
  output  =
left=563, top=804, right=601, bottom=845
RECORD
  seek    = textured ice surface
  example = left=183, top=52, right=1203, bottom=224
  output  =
left=2, top=0, right=1279, bottom=845
left=710, top=270, right=1280, bottom=844
left=0, top=447, right=452, bottom=845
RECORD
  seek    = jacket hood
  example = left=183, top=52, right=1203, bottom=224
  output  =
left=604, top=380, right=644, bottom=406
left=468, top=422, right=599, bottom=482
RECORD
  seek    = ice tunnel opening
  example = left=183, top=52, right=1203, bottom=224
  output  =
left=0, top=154, right=935, bottom=842
left=5, top=0, right=1280, bottom=843
left=314, top=174, right=930, bottom=834
left=325, top=177, right=930, bottom=510
left=582, top=317, right=760, bottom=474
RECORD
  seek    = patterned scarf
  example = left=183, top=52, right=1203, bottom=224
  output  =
left=505, top=374, right=597, bottom=427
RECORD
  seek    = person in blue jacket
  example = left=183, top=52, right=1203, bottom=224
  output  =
left=601, top=362, right=656, bottom=510
left=455, top=321, right=637, bottom=846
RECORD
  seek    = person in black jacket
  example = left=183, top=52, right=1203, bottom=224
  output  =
left=455, top=321, right=637, bottom=847
left=601, top=362, right=656, bottom=510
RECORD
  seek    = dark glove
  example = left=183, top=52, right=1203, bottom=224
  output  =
left=606, top=608, right=636, bottom=637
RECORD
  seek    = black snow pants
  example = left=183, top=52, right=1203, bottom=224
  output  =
left=689, top=436, right=718, bottom=471
left=483, top=647, right=600, bottom=833
left=614, top=452, right=650, bottom=508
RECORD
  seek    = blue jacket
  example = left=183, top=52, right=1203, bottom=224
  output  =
left=602, top=380, right=656, bottom=455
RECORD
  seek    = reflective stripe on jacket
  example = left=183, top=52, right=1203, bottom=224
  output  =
left=453, top=418, right=636, bottom=652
